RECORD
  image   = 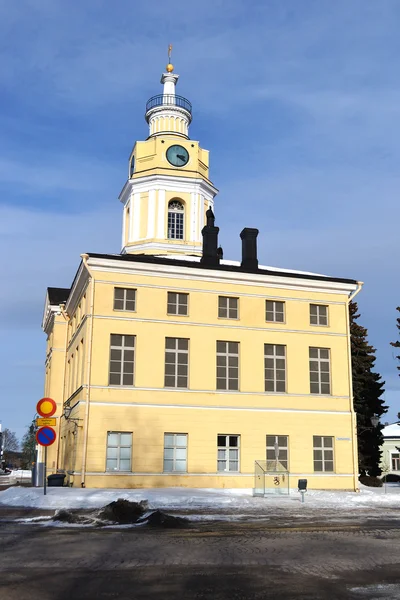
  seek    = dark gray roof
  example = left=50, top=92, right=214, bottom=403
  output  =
left=47, top=287, right=70, bottom=305
left=86, top=253, right=358, bottom=285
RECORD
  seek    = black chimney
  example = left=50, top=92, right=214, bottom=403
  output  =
left=201, top=208, right=220, bottom=266
left=240, top=228, right=259, bottom=271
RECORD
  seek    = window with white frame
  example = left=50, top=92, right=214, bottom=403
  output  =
left=313, top=436, right=334, bottom=472
left=106, top=432, right=132, bottom=471
left=217, top=435, right=240, bottom=472
left=218, top=296, right=239, bottom=319
left=392, top=453, right=400, bottom=471
left=167, top=200, right=184, bottom=239
left=310, top=304, right=328, bottom=326
left=264, top=344, right=286, bottom=392
left=216, top=341, right=239, bottom=390
left=167, top=291, right=188, bottom=316
left=113, top=288, right=136, bottom=312
left=266, top=300, right=285, bottom=323
left=163, top=433, right=187, bottom=472
left=266, top=435, right=288, bottom=469
left=309, top=347, right=331, bottom=394
left=109, top=334, right=135, bottom=386
left=165, top=338, right=189, bottom=388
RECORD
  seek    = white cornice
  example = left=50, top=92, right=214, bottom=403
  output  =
left=87, top=256, right=358, bottom=296
left=122, top=242, right=201, bottom=254
left=119, top=174, right=218, bottom=205
left=65, top=262, right=90, bottom=316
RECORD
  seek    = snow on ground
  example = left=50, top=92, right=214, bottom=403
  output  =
left=1, top=484, right=400, bottom=515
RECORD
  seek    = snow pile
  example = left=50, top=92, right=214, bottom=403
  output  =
left=1, top=484, right=400, bottom=513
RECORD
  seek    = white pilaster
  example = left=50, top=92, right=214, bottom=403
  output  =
left=132, top=193, right=141, bottom=241
left=147, top=189, right=156, bottom=239
left=190, top=192, right=197, bottom=242
left=157, top=189, right=166, bottom=239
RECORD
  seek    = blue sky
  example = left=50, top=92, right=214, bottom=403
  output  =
left=1, top=0, right=400, bottom=440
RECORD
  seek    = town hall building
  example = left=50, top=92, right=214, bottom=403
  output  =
left=42, top=57, right=362, bottom=491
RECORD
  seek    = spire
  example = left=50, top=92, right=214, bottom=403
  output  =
left=145, top=47, right=192, bottom=138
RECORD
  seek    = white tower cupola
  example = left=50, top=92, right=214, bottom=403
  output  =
left=119, top=49, right=218, bottom=257
left=145, top=55, right=192, bottom=138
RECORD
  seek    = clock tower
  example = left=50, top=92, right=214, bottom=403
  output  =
left=119, top=57, right=218, bottom=256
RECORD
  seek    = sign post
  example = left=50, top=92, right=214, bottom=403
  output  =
left=35, top=398, right=57, bottom=495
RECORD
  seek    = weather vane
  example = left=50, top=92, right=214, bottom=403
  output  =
left=166, top=44, right=174, bottom=72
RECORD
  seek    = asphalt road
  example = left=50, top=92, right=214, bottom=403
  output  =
left=1, top=515, right=400, bottom=599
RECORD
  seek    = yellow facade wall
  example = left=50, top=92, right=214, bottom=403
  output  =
left=45, top=262, right=359, bottom=492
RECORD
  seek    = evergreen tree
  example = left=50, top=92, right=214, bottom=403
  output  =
left=350, top=301, right=387, bottom=476
left=390, top=306, right=400, bottom=374
left=21, top=417, right=37, bottom=469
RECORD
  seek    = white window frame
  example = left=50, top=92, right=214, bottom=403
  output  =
left=310, top=304, right=329, bottom=326
left=216, top=341, right=239, bottom=391
left=266, top=300, right=285, bottom=323
left=391, top=452, right=400, bottom=471
left=264, top=344, right=286, bottom=392
left=163, top=433, right=188, bottom=472
left=113, top=287, right=136, bottom=312
left=164, top=338, right=189, bottom=388
left=167, top=200, right=184, bottom=240
left=218, top=296, right=239, bottom=319
left=217, top=434, right=240, bottom=472
left=309, top=347, right=331, bottom=395
left=167, top=291, right=188, bottom=316
left=106, top=432, right=132, bottom=472
left=313, top=436, right=334, bottom=472
left=109, top=334, right=135, bottom=386
left=266, top=435, right=289, bottom=469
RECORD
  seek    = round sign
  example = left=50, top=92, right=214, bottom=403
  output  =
left=36, top=426, right=57, bottom=447
left=36, top=397, right=57, bottom=418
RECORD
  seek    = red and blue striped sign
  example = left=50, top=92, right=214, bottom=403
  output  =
left=36, top=426, right=57, bottom=447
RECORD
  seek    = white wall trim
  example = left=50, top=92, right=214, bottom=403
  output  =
left=93, top=313, right=347, bottom=337
left=119, top=174, right=218, bottom=204
left=123, top=241, right=201, bottom=254
left=86, top=398, right=351, bottom=409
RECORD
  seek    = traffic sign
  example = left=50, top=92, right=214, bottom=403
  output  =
left=37, top=398, right=57, bottom=418
left=36, top=426, right=57, bottom=447
left=36, top=417, right=57, bottom=427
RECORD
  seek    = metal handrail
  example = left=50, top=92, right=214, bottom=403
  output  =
left=145, top=94, right=192, bottom=114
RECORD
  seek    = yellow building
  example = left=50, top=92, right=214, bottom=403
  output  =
left=42, top=60, right=362, bottom=491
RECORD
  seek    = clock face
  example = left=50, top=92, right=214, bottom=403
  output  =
left=166, top=145, right=189, bottom=167
left=129, top=156, right=135, bottom=176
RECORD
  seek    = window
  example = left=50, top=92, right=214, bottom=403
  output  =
left=167, top=200, right=184, bottom=240
left=106, top=432, right=132, bottom=471
left=310, top=304, right=328, bottom=326
left=167, top=292, right=188, bottom=316
left=392, top=453, right=400, bottom=471
left=218, top=296, right=239, bottom=319
left=114, top=288, right=136, bottom=312
left=264, top=344, right=286, bottom=392
left=266, top=435, right=288, bottom=469
left=266, top=300, right=285, bottom=323
left=313, top=436, right=334, bottom=472
left=309, top=347, right=331, bottom=394
left=164, top=433, right=187, bottom=472
left=165, top=338, right=189, bottom=388
left=216, top=341, right=239, bottom=390
left=217, top=435, right=240, bottom=472
left=109, top=334, right=135, bottom=386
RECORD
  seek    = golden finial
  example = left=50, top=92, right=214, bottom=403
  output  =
left=166, top=44, right=174, bottom=72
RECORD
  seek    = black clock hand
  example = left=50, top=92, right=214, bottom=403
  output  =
left=177, top=154, right=186, bottom=161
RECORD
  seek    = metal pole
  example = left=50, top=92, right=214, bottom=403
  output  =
left=44, top=446, right=47, bottom=496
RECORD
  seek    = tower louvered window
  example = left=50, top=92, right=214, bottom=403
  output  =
left=167, top=200, right=184, bottom=240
